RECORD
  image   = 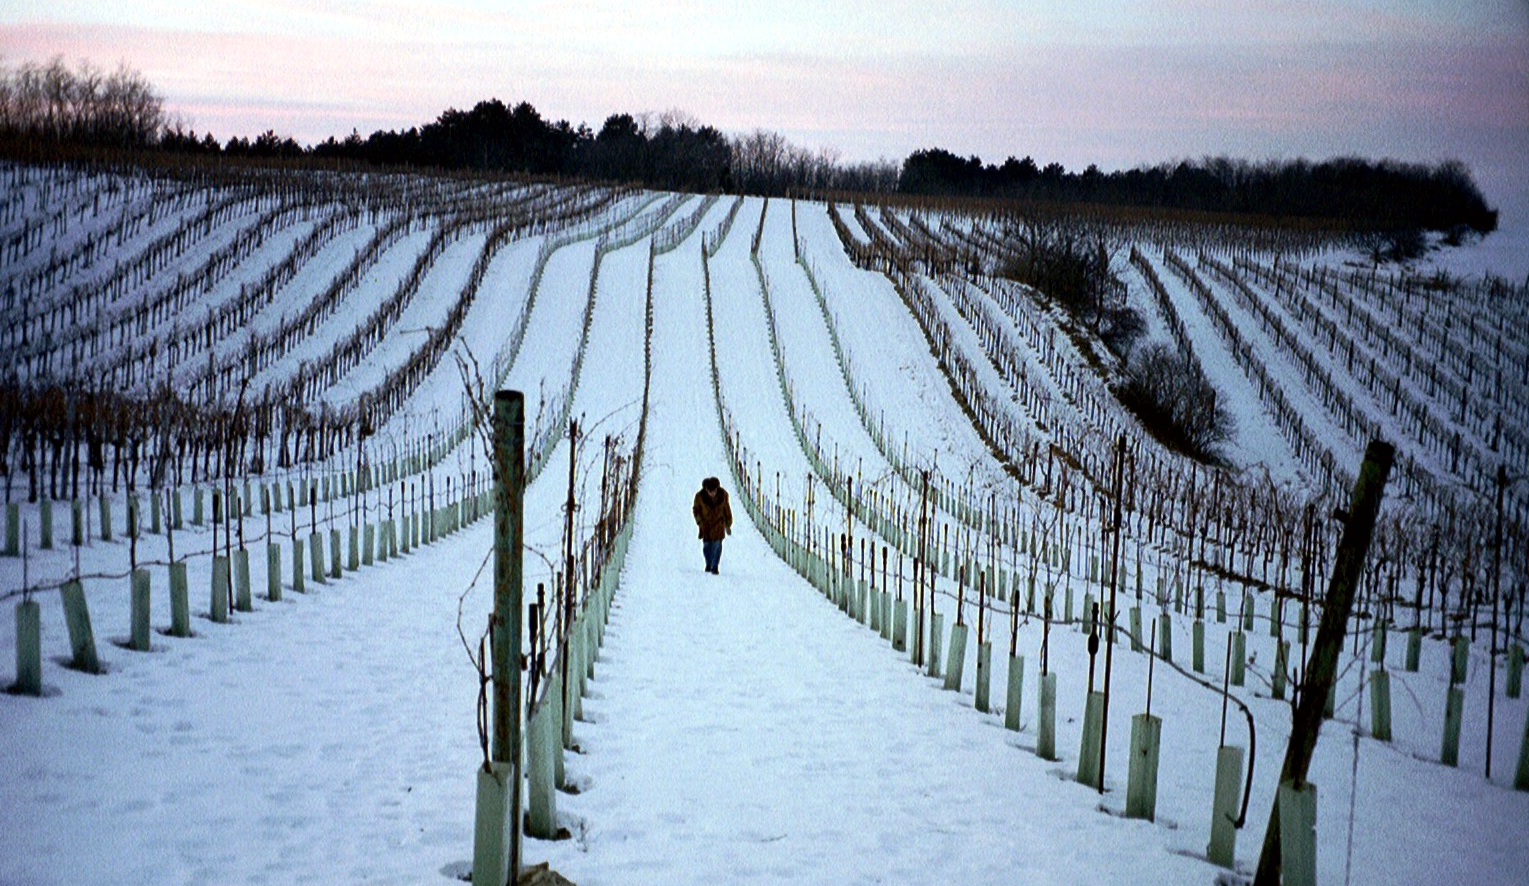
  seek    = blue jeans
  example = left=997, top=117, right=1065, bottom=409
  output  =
left=703, top=540, right=723, bottom=573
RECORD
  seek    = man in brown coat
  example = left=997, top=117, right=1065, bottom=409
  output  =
left=692, top=476, right=733, bottom=574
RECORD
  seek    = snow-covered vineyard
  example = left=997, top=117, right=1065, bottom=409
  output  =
left=1, top=160, right=1526, bottom=886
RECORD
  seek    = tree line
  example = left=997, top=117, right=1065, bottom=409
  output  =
left=4, top=57, right=1498, bottom=233
left=0, top=56, right=164, bottom=148
left=295, top=102, right=901, bottom=196
left=169, top=106, right=1504, bottom=235
left=157, top=100, right=898, bottom=196
left=898, top=148, right=1496, bottom=235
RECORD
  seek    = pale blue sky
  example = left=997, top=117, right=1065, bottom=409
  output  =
left=4, top=1, right=1526, bottom=210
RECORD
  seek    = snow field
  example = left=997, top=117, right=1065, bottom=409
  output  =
left=1, top=167, right=1526, bottom=886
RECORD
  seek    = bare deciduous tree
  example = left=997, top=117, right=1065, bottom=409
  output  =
left=0, top=55, right=165, bottom=147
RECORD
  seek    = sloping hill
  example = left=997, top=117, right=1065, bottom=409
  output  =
left=1, top=163, right=1525, bottom=885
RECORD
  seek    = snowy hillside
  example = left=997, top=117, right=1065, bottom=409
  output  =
left=1, top=161, right=1526, bottom=886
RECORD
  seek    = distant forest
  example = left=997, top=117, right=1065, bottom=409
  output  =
left=1, top=56, right=1498, bottom=234
left=898, top=148, right=1497, bottom=235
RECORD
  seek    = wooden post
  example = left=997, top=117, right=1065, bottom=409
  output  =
left=561, top=420, right=579, bottom=754
left=487, top=390, right=524, bottom=878
left=1098, top=435, right=1126, bottom=793
left=1254, top=440, right=1393, bottom=886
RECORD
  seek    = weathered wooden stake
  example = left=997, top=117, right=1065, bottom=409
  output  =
left=475, top=389, right=525, bottom=884
left=1253, top=440, right=1392, bottom=886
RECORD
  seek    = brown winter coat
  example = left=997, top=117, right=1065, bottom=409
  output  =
left=693, top=485, right=733, bottom=542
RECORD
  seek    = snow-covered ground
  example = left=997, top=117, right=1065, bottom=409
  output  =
left=2, top=169, right=1527, bottom=886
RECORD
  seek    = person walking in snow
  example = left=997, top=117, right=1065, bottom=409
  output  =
left=692, top=476, right=733, bottom=574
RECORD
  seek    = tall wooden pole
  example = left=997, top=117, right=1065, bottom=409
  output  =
left=491, top=390, right=524, bottom=878
left=561, top=418, right=579, bottom=746
left=1254, top=440, right=1393, bottom=886
left=1098, top=434, right=1127, bottom=792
